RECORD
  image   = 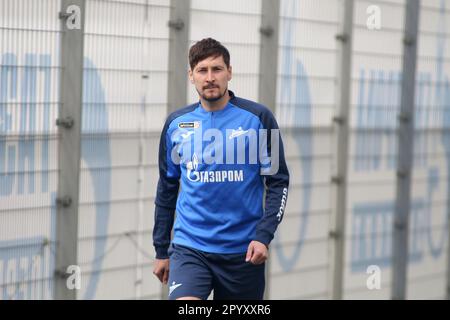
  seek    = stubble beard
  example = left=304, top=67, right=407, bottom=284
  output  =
left=198, top=86, right=227, bottom=102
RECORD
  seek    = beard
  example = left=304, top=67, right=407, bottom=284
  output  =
left=198, top=85, right=227, bottom=102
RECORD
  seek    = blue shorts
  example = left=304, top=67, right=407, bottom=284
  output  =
left=167, top=243, right=265, bottom=300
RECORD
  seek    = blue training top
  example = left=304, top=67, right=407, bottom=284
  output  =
left=153, top=90, right=290, bottom=258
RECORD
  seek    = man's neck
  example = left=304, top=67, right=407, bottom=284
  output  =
left=199, top=90, right=230, bottom=112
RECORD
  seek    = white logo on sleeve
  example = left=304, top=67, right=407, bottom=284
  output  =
left=169, top=281, right=183, bottom=296
left=277, top=188, right=288, bottom=222
left=228, top=126, right=248, bottom=139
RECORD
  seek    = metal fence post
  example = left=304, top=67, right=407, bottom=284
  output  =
left=163, top=0, right=191, bottom=300
left=54, top=0, right=86, bottom=299
left=392, top=0, right=420, bottom=300
left=329, top=0, right=354, bottom=300
left=258, top=0, right=280, bottom=300
left=167, top=0, right=191, bottom=114
left=258, top=0, right=280, bottom=114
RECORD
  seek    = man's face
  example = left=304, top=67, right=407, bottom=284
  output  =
left=189, top=55, right=232, bottom=102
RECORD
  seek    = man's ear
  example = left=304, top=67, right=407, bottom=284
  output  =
left=227, top=66, right=232, bottom=81
left=188, top=69, right=194, bottom=83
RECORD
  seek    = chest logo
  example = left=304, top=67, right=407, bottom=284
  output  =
left=178, top=121, right=200, bottom=129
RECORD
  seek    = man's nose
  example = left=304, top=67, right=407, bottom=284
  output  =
left=206, top=69, right=214, bottom=82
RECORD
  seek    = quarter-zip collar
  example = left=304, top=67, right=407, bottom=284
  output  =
left=197, top=90, right=236, bottom=116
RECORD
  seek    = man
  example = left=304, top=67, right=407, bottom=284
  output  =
left=152, top=38, right=289, bottom=300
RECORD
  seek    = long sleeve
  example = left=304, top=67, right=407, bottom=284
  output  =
left=153, top=118, right=180, bottom=259
left=254, top=110, right=290, bottom=246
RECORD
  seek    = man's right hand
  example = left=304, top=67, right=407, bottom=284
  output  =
left=153, top=258, right=170, bottom=284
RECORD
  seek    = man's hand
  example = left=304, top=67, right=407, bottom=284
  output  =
left=153, top=258, right=170, bottom=284
left=245, top=241, right=268, bottom=265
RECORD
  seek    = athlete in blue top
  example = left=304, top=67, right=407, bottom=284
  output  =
left=152, top=38, right=289, bottom=300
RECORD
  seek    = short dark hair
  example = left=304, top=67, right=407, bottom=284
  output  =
left=189, top=38, right=230, bottom=70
